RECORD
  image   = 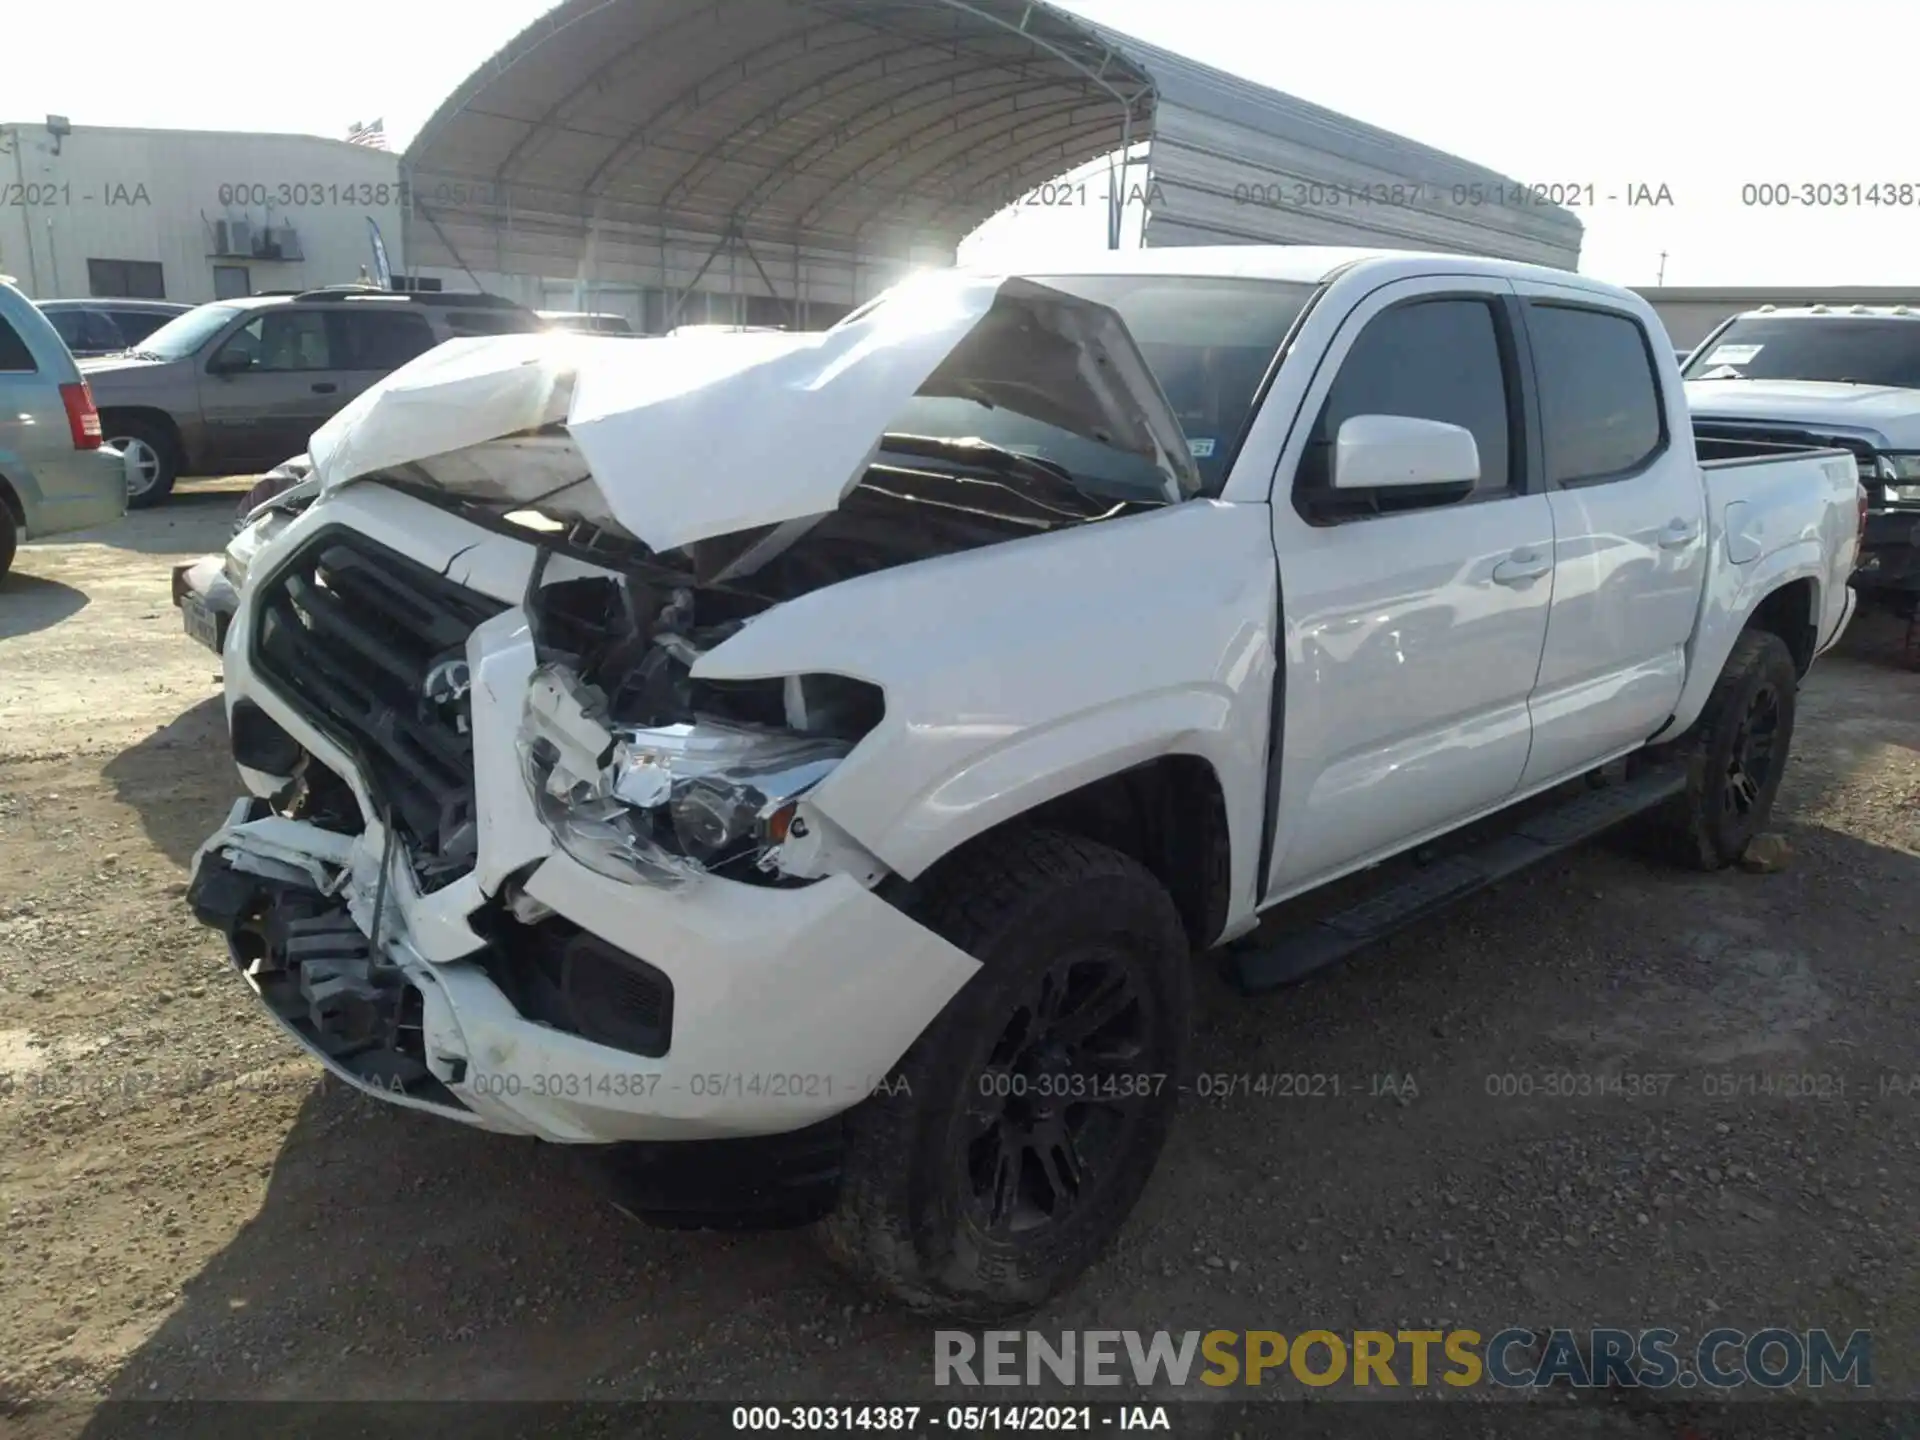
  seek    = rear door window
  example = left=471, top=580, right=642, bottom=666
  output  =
left=78, top=309, right=127, bottom=353
left=109, top=309, right=173, bottom=345
left=331, top=308, right=438, bottom=370
left=44, top=309, right=84, bottom=350
left=1526, top=302, right=1666, bottom=484
left=0, top=313, right=37, bottom=371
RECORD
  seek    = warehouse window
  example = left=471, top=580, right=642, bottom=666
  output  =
left=87, top=259, right=166, bottom=299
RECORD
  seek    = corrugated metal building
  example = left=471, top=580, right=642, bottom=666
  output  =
left=401, top=0, right=1581, bottom=328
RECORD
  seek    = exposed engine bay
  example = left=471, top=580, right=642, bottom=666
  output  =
left=239, top=272, right=1202, bottom=894
left=502, top=427, right=1169, bottom=888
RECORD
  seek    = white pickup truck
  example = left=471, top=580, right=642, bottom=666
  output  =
left=1684, top=303, right=1920, bottom=623
left=186, top=247, right=1862, bottom=1319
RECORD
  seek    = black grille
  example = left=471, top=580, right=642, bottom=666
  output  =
left=561, top=933, right=673, bottom=1056
left=252, top=527, right=506, bottom=888
left=468, top=913, right=675, bottom=1058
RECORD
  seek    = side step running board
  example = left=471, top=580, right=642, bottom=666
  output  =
left=1229, top=766, right=1687, bottom=994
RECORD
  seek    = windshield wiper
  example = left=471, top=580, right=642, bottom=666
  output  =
left=878, top=433, right=1086, bottom=496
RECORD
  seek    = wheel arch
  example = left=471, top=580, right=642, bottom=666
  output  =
left=895, top=753, right=1235, bottom=953
left=97, top=406, right=187, bottom=465
left=1746, top=576, right=1820, bottom=677
left=0, top=469, right=26, bottom=532
left=1660, top=547, right=1825, bottom=741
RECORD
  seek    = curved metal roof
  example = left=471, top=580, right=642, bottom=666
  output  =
left=403, top=0, right=1580, bottom=307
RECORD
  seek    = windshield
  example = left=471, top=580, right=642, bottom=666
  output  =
left=886, top=275, right=1315, bottom=499
left=131, top=304, right=245, bottom=361
left=1683, top=317, right=1920, bottom=388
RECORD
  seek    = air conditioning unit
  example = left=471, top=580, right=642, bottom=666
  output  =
left=225, top=219, right=253, bottom=257
left=268, top=225, right=303, bottom=262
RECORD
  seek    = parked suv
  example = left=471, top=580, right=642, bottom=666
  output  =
left=37, top=298, right=191, bottom=358
left=82, top=286, right=544, bottom=507
left=0, top=276, right=128, bottom=580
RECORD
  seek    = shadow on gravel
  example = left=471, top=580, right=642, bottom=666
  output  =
left=0, top=571, right=88, bottom=639
left=101, top=696, right=234, bottom=870
left=66, top=1080, right=885, bottom=1425
left=66, top=483, right=252, bottom=560
left=1833, top=603, right=1918, bottom=672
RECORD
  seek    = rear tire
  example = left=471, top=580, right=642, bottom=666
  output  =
left=106, top=417, right=179, bottom=509
left=817, top=828, right=1192, bottom=1320
left=1653, top=629, right=1799, bottom=870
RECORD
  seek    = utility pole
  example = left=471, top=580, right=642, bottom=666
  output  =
left=1657, top=251, right=1669, bottom=286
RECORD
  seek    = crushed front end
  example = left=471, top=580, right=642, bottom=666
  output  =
left=188, top=485, right=983, bottom=1147
left=186, top=271, right=1196, bottom=1152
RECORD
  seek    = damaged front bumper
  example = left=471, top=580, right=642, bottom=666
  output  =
left=189, top=486, right=980, bottom=1145
left=188, top=796, right=979, bottom=1143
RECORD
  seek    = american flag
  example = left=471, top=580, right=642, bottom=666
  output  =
left=346, top=119, right=388, bottom=151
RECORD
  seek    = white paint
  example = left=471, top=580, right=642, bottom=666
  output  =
left=204, top=246, right=1863, bottom=1146
left=309, top=271, right=1197, bottom=554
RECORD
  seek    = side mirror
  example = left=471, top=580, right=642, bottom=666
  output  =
left=1298, top=414, right=1479, bottom=523
left=205, top=349, right=249, bottom=376
left=1332, top=413, right=1481, bottom=493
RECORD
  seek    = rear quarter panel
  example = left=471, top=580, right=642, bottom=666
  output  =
left=1665, top=450, right=1860, bottom=736
left=0, top=285, right=90, bottom=534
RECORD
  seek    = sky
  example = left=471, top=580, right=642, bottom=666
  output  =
left=8, top=0, right=1919, bottom=287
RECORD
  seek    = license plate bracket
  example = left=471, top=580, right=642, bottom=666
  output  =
left=183, top=595, right=224, bottom=652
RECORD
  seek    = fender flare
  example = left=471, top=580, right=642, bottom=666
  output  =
left=1662, top=540, right=1823, bottom=739
left=811, top=686, right=1259, bottom=890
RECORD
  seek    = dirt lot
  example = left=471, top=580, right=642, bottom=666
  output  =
left=3, top=492, right=1918, bottom=1432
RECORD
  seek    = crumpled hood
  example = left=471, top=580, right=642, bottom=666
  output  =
left=1686, top=379, right=1920, bottom=448
left=307, top=272, right=1198, bottom=554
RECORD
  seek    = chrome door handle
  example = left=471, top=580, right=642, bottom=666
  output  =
left=1658, top=518, right=1699, bottom=549
left=1492, top=551, right=1552, bottom=586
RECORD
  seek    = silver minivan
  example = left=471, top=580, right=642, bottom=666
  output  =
left=0, top=276, right=129, bottom=580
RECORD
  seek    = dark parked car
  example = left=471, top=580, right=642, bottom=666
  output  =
left=37, top=299, right=192, bottom=358
left=81, top=285, right=546, bottom=507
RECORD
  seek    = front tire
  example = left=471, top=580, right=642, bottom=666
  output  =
left=105, top=417, right=179, bottom=509
left=819, top=828, right=1192, bottom=1320
left=1656, top=628, right=1799, bottom=869
left=0, top=504, right=16, bottom=582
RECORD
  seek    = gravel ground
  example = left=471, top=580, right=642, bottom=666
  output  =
left=2, top=492, right=1917, bottom=1435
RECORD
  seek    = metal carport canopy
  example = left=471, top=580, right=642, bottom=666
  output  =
left=402, top=0, right=1581, bottom=316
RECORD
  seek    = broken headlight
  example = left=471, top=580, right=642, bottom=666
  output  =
left=517, top=663, right=850, bottom=888
left=224, top=507, right=299, bottom=592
